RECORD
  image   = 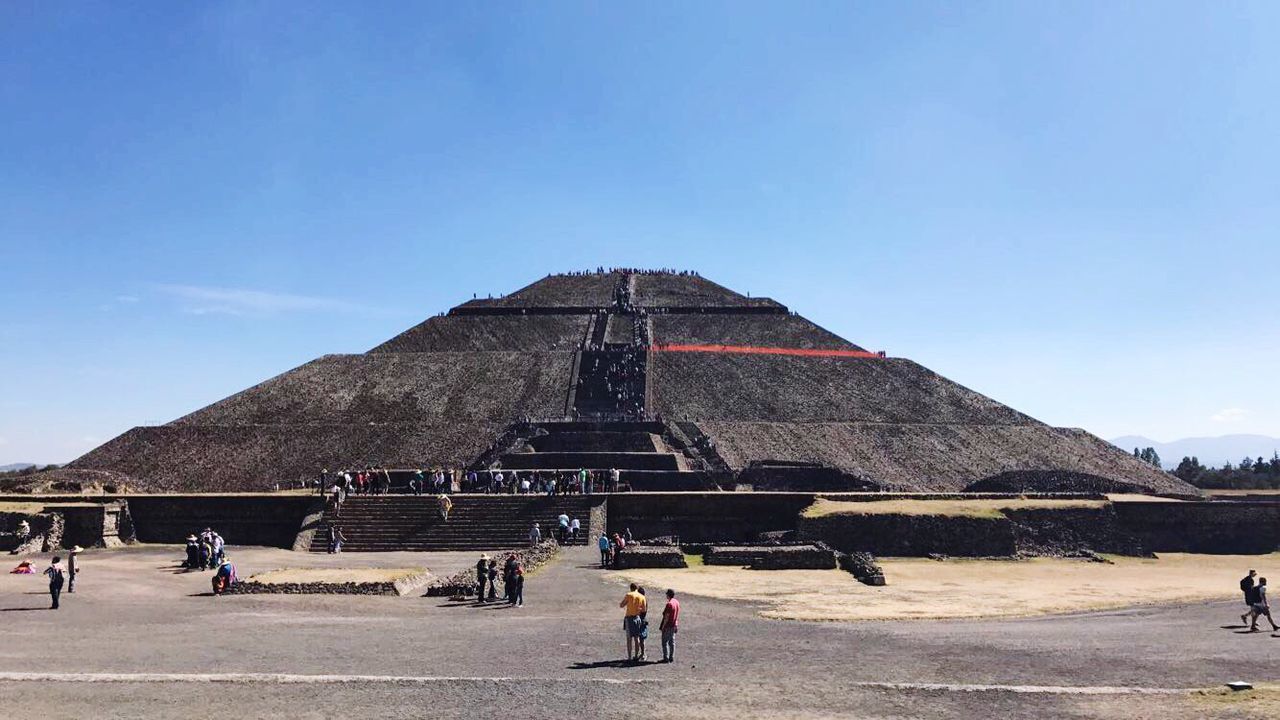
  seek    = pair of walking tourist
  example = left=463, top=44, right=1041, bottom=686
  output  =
left=327, top=523, right=346, bottom=553
left=1240, top=570, right=1279, bottom=632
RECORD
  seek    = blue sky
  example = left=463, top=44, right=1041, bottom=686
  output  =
left=2, top=2, right=1278, bottom=464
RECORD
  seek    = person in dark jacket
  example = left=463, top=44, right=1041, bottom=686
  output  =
left=487, top=560, right=498, bottom=601
left=509, top=565, right=524, bottom=607
left=44, top=557, right=66, bottom=609
left=503, top=554, right=518, bottom=602
left=475, top=554, right=490, bottom=602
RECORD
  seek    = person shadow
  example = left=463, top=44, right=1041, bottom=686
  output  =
left=568, top=659, right=657, bottom=670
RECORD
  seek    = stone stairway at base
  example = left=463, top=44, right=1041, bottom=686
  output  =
left=307, top=495, right=601, bottom=552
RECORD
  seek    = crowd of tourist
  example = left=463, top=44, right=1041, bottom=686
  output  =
left=471, top=552, right=528, bottom=606
left=178, top=529, right=237, bottom=595
left=319, top=466, right=628, bottom=498
left=597, top=528, right=635, bottom=568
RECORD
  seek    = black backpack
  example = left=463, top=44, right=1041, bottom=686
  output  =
left=1241, top=576, right=1254, bottom=593
left=1246, top=584, right=1262, bottom=605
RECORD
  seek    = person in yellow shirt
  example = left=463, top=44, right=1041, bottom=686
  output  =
left=619, top=583, right=647, bottom=661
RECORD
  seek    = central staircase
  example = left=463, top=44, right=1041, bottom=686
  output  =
left=307, top=495, right=600, bottom=552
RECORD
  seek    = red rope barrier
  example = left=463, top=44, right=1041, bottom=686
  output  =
left=650, top=343, right=885, bottom=358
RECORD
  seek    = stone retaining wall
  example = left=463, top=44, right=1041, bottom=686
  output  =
left=614, top=545, right=687, bottom=569
left=229, top=572, right=432, bottom=596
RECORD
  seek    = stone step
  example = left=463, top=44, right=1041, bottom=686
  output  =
left=498, top=451, right=680, bottom=471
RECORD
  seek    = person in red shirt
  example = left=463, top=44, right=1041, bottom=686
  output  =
left=659, top=588, right=680, bottom=663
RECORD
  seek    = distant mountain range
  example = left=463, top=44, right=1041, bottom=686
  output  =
left=0, top=463, right=36, bottom=472
left=1109, top=435, right=1280, bottom=470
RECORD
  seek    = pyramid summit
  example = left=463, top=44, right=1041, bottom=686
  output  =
left=64, top=268, right=1192, bottom=496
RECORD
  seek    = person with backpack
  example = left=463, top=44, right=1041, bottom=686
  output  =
left=1241, top=570, right=1258, bottom=625
left=1247, top=577, right=1280, bottom=632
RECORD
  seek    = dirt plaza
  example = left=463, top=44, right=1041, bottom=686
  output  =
left=2, top=544, right=1280, bottom=719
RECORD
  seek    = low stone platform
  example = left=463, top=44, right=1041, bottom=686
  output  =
left=704, top=544, right=836, bottom=569
left=228, top=567, right=433, bottom=596
left=614, top=545, right=687, bottom=569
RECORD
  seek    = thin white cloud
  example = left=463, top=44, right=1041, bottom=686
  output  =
left=156, top=284, right=386, bottom=317
left=1210, top=407, right=1250, bottom=423
left=116, top=295, right=140, bottom=303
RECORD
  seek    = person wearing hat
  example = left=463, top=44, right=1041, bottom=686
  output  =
left=67, top=546, right=83, bottom=593
left=475, top=554, right=490, bottom=602
left=44, top=556, right=66, bottom=609
left=184, top=534, right=200, bottom=569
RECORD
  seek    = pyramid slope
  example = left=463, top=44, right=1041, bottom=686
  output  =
left=370, top=315, right=589, bottom=353
left=697, top=421, right=1185, bottom=493
left=174, top=352, right=573, bottom=426
left=71, top=423, right=498, bottom=492
left=651, top=314, right=862, bottom=351
left=651, top=354, right=1032, bottom=425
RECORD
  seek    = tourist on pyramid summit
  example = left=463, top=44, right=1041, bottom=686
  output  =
left=578, top=468, right=589, bottom=494
left=520, top=476, right=531, bottom=494
left=45, top=557, right=66, bottom=609
left=438, top=494, right=453, bottom=521
left=529, top=523, right=541, bottom=546
left=547, top=475, right=557, bottom=497
left=659, top=589, right=680, bottom=663
left=598, top=534, right=611, bottom=566
left=410, top=469, right=424, bottom=496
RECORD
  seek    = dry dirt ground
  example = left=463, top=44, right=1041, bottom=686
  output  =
left=2, top=544, right=1280, bottom=719
left=611, top=553, right=1280, bottom=621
